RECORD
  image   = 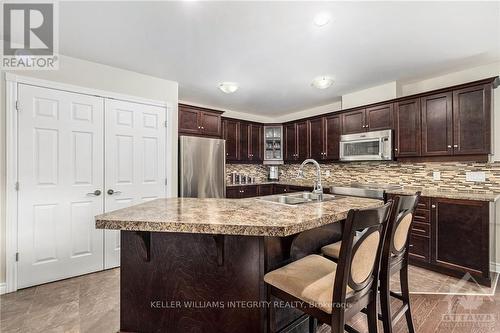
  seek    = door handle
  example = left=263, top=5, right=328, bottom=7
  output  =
left=87, top=190, right=102, bottom=196
left=107, top=189, right=122, bottom=195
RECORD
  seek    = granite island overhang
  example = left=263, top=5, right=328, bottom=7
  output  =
left=95, top=196, right=383, bottom=333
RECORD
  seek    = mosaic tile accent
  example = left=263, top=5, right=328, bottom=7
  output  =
left=227, top=161, right=500, bottom=194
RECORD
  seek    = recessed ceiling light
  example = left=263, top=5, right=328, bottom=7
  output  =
left=218, top=82, right=239, bottom=94
left=311, top=76, right=334, bottom=89
left=313, top=12, right=331, bottom=27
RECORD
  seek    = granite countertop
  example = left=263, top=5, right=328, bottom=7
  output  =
left=386, top=187, right=500, bottom=202
left=95, top=196, right=383, bottom=237
left=228, top=181, right=500, bottom=202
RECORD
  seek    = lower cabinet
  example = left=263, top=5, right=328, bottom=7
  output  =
left=226, top=184, right=312, bottom=198
left=388, top=194, right=491, bottom=286
left=226, top=185, right=259, bottom=198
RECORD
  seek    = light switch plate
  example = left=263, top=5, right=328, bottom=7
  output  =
left=433, top=171, right=441, bottom=181
left=466, top=171, right=486, bottom=182
left=325, top=170, right=331, bottom=177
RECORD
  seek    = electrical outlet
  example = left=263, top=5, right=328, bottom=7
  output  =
left=433, top=171, right=441, bottom=181
left=325, top=170, right=331, bottom=177
left=466, top=171, right=486, bottom=182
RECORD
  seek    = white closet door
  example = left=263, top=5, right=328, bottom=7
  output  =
left=104, top=99, right=166, bottom=268
left=17, top=84, right=104, bottom=288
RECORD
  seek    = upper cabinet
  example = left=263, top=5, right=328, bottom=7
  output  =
left=419, top=84, right=491, bottom=157
left=394, top=98, right=421, bottom=157
left=452, top=84, right=491, bottom=155
left=284, top=121, right=309, bottom=162
left=179, top=104, right=223, bottom=137
left=308, top=115, right=341, bottom=161
left=222, top=118, right=263, bottom=163
left=421, top=92, right=453, bottom=156
left=341, top=109, right=366, bottom=134
left=222, top=118, right=239, bottom=161
left=341, top=104, right=393, bottom=134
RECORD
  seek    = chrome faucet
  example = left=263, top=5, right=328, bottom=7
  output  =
left=297, top=159, right=323, bottom=201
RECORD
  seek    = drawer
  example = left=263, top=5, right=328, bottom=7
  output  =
left=416, top=197, right=431, bottom=210
left=258, top=184, right=274, bottom=196
left=413, top=209, right=430, bottom=223
left=240, top=185, right=259, bottom=198
left=409, top=234, right=430, bottom=263
left=411, top=221, right=430, bottom=237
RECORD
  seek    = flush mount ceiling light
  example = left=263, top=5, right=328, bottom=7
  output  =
left=313, top=12, right=331, bottom=27
left=218, top=82, right=239, bottom=94
left=311, top=76, right=334, bottom=89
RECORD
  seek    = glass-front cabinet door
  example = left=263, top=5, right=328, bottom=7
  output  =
left=264, top=126, right=283, bottom=163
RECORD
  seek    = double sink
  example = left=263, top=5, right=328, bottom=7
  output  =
left=256, top=191, right=344, bottom=206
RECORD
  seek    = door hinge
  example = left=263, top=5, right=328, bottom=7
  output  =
left=165, top=178, right=168, bottom=185
left=164, top=120, right=168, bottom=128
left=15, top=101, right=20, bottom=111
left=15, top=182, right=19, bottom=191
left=15, top=253, right=19, bottom=262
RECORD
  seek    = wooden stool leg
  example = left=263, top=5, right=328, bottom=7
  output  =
left=308, top=316, right=317, bottom=333
left=366, top=294, right=379, bottom=333
left=400, top=264, right=415, bottom=333
left=379, top=270, right=393, bottom=333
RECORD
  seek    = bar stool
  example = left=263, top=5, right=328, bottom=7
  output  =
left=379, top=193, right=420, bottom=333
left=264, top=202, right=392, bottom=333
left=321, top=193, right=420, bottom=333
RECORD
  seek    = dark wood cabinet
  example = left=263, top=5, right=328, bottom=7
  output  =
left=324, top=115, right=341, bottom=160
left=386, top=194, right=490, bottom=286
left=258, top=184, right=273, bottom=196
left=273, top=184, right=289, bottom=194
left=341, top=109, right=366, bottom=134
left=225, top=186, right=241, bottom=199
left=222, top=119, right=239, bottom=161
left=395, top=98, right=421, bottom=157
left=365, top=103, right=393, bottom=131
left=308, top=118, right=324, bottom=160
left=284, top=121, right=308, bottom=162
left=341, top=104, right=393, bottom=135
left=296, top=121, right=309, bottom=161
left=284, top=123, right=297, bottom=161
left=421, top=92, right=453, bottom=156
left=249, top=124, right=263, bottom=162
left=431, top=198, right=490, bottom=285
left=222, top=118, right=263, bottom=163
left=307, top=115, right=341, bottom=161
left=178, top=104, right=222, bottom=137
left=452, top=84, right=491, bottom=155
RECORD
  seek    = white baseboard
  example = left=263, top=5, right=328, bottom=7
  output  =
left=0, top=283, right=6, bottom=295
left=490, top=262, right=500, bottom=273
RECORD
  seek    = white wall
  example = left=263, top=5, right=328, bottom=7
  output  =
left=274, top=100, right=342, bottom=123
left=0, top=55, right=179, bottom=284
left=342, top=81, right=399, bottom=109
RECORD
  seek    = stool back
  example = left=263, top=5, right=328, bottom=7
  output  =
left=333, top=202, right=392, bottom=306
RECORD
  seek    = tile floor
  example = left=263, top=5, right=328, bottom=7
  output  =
left=0, top=266, right=498, bottom=333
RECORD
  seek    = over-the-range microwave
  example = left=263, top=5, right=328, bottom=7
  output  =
left=339, top=129, right=393, bottom=161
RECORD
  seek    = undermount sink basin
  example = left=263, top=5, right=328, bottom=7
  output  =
left=256, top=192, right=345, bottom=206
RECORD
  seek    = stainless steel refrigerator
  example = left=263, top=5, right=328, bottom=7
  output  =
left=179, top=135, right=226, bottom=198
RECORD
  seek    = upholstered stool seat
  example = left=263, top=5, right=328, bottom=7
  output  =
left=321, top=236, right=358, bottom=259
left=264, top=254, right=353, bottom=314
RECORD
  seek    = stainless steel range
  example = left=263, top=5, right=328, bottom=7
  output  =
left=329, top=183, right=402, bottom=200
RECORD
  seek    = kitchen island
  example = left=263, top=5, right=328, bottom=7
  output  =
left=96, top=196, right=383, bottom=333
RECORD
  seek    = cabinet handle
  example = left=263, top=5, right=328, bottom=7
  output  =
left=395, top=148, right=398, bottom=152
left=453, top=144, right=458, bottom=148
left=447, top=145, right=452, bottom=149
left=431, top=204, right=436, bottom=209
left=198, top=126, right=201, bottom=129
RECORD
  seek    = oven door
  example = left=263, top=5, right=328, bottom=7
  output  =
left=340, top=137, right=386, bottom=161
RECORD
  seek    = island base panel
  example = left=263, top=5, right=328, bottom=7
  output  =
left=120, top=231, right=268, bottom=333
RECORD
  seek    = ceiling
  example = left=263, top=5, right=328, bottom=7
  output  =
left=57, top=1, right=500, bottom=116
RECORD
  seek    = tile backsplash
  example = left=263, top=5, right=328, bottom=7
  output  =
left=227, top=161, right=500, bottom=193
